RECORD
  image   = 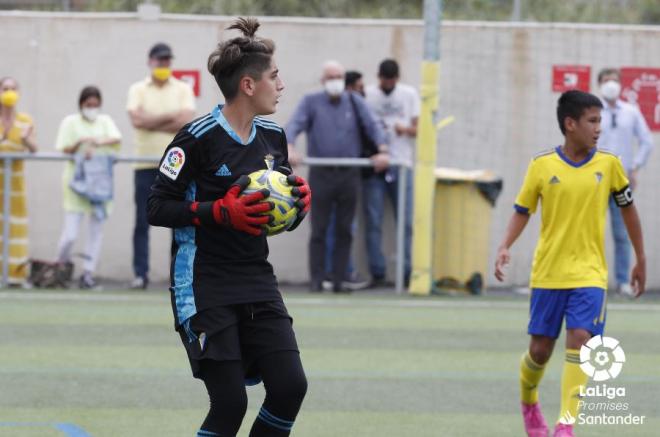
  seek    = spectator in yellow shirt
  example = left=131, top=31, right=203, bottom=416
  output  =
left=55, top=86, right=121, bottom=290
left=0, top=77, right=37, bottom=287
left=126, top=43, right=195, bottom=289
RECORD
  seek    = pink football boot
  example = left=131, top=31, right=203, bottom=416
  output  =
left=521, top=402, right=549, bottom=437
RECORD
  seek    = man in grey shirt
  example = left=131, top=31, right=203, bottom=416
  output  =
left=286, top=60, right=388, bottom=292
left=597, top=68, right=654, bottom=296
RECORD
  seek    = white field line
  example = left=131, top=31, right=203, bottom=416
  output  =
left=0, top=291, right=659, bottom=312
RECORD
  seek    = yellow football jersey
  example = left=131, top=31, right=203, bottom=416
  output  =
left=515, top=146, right=630, bottom=289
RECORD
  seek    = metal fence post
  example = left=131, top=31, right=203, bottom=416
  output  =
left=395, top=164, right=407, bottom=295
left=2, top=156, right=13, bottom=287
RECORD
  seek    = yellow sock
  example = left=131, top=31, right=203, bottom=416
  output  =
left=520, top=351, right=546, bottom=404
left=558, top=349, right=589, bottom=425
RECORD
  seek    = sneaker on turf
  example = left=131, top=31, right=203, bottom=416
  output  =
left=79, top=272, right=102, bottom=291
left=343, top=274, right=370, bottom=291
left=522, top=402, right=549, bottom=437
left=321, top=279, right=333, bottom=292
left=322, top=274, right=370, bottom=292
left=553, top=423, right=574, bottom=437
left=617, top=283, right=635, bottom=298
left=129, top=276, right=148, bottom=290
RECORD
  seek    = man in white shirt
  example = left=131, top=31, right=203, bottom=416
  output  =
left=364, top=59, right=420, bottom=287
left=596, top=68, right=654, bottom=296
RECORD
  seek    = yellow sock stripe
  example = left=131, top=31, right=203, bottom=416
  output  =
left=565, top=350, right=581, bottom=364
left=520, top=352, right=546, bottom=405
left=558, top=351, right=589, bottom=424
left=524, top=353, right=545, bottom=371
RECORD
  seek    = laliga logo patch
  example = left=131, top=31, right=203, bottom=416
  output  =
left=580, top=336, right=626, bottom=381
left=160, top=147, right=186, bottom=180
left=168, top=149, right=184, bottom=168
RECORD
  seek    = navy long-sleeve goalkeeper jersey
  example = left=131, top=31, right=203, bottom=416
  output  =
left=148, top=105, right=291, bottom=328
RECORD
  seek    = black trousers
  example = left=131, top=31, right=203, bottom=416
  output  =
left=133, top=168, right=159, bottom=280
left=308, top=167, right=360, bottom=289
left=199, top=351, right=307, bottom=437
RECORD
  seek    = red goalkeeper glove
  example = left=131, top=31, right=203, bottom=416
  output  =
left=190, top=175, right=273, bottom=236
left=286, top=174, right=311, bottom=232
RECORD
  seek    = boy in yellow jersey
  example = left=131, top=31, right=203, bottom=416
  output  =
left=495, top=90, right=646, bottom=437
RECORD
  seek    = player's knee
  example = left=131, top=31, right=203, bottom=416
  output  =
left=566, top=329, right=592, bottom=349
left=290, top=372, right=308, bottom=404
left=269, top=372, right=308, bottom=407
left=529, top=344, right=552, bottom=365
left=210, top=387, right=248, bottom=419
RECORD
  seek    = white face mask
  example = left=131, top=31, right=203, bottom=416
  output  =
left=324, top=79, right=345, bottom=97
left=600, top=80, right=621, bottom=101
left=82, top=107, right=99, bottom=121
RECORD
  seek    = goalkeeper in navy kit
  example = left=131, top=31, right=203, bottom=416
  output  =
left=148, top=17, right=310, bottom=437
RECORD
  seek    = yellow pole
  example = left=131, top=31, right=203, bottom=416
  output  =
left=409, top=0, right=442, bottom=296
left=409, top=62, right=439, bottom=295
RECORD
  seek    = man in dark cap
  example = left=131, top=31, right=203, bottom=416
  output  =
left=126, top=42, right=195, bottom=289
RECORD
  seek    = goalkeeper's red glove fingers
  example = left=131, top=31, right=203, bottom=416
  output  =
left=291, top=185, right=309, bottom=198
left=244, top=202, right=274, bottom=215
left=287, top=175, right=311, bottom=214
left=246, top=215, right=272, bottom=226
left=287, top=211, right=307, bottom=232
left=241, top=188, right=270, bottom=205
left=295, top=198, right=310, bottom=214
left=286, top=174, right=303, bottom=186
left=231, top=175, right=252, bottom=191
left=223, top=178, right=249, bottom=202
left=287, top=175, right=310, bottom=194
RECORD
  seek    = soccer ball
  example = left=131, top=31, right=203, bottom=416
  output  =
left=243, top=169, right=298, bottom=236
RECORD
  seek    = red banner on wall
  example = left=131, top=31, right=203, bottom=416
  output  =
left=552, top=65, right=591, bottom=92
left=620, top=67, right=660, bottom=131
left=173, top=70, right=201, bottom=97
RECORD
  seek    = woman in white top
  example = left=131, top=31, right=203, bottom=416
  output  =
left=55, top=86, right=121, bottom=289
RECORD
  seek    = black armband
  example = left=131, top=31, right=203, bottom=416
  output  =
left=613, top=185, right=633, bottom=207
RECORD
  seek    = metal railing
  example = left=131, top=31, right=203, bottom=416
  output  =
left=303, top=157, right=410, bottom=294
left=0, top=153, right=410, bottom=294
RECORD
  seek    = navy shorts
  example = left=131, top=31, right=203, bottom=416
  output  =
left=178, top=300, right=299, bottom=382
left=528, top=287, right=607, bottom=339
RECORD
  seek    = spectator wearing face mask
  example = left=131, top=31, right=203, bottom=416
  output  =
left=55, top=86, right=121, bottom=290
left=319, top=69, right=371, bottom=291
left=126, top=42, right=195, bottom=290
left=0, top=76, right=37, bottom=287
left=286, top=60, right=388, bottom=292
left=596, top=68, right=654, bottom=297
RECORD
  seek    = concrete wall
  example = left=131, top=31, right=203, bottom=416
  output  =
left=1, top=11, right=658, bottom=288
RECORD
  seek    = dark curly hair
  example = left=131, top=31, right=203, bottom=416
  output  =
left=207, top=17, right=275, bottom=101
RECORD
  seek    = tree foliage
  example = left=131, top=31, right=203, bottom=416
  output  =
left=3, top=0, right=659, bottom=24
